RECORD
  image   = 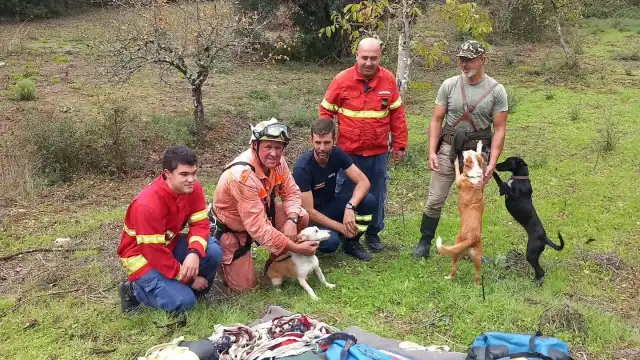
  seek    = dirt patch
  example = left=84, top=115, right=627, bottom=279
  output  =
left=0, top=219, right=123, bottom=298
left=614, top=347, right=640, bottom=360
left=538, top=303, right=589, bottom=341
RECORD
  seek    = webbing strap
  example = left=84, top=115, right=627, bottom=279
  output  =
left=455, top=75, right=500, bottom=131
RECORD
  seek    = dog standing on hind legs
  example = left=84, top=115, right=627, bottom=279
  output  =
left=436, top=141, right=486, bottom=286
left=492, top=156, right=565, bottom=284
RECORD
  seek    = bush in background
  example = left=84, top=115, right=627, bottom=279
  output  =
left=20, top=104, right=148, bottom=183
left=10, top=78, right=37, bottom=101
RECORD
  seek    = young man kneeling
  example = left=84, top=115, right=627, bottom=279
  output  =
left=117, top=145, right=223, bottom=314
left=293, top=119, right=377, bottom=261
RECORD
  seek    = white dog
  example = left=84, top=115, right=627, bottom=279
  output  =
left=265, top=226, right=335, bottom=300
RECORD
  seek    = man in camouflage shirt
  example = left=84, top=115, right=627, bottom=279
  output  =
left=413, top=40, right=509, bottom=259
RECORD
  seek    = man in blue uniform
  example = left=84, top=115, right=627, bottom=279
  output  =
left=293, top=119, right=377, bottom=261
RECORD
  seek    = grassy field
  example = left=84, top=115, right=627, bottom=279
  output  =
left=1, top=6, right=639, bottom=360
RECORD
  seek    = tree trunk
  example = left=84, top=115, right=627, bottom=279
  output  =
left=396, top=0, right=413, bottom=95
left=192, top=84, right=205, bottom=142
left=555, top=15, right=570, bottom=57
left=551, top=1, right=570, bottom=57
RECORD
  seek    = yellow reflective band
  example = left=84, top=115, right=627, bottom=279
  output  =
left=357, top=224, right=368, bottom=232
left=356, top=214, right=373, bottom=222
left=136, top=234, right=166, bottom=245
left=338, top=108, right=389, bottom=119
left=389, top=97, right=402, bottom=110
left=123, top=224, right=136, bottom=236
left=189, top=209, right=208, bottom=224
left=121, top=255, right=148, bottom=275
left=175, top=265, right=183, bottom=281
left=321, top=98, right=338, bottom=112
left=189, top=236, right=208, bottom=251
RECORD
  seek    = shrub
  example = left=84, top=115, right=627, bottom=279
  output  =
left=236, top=0, right=350, bottom=60
left=11, top=78, right=37, bottom=101
left=22, top=104, right=148, bottom=183
left=149, top=114, right=196, bottom=148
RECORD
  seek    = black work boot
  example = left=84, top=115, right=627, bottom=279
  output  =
left=119, top=280, right=140, bottom=314
left=413, top=214, right=440, bottom=259
left=343, top=239, right=373, bottom=261
left=365, top=234, right=384, bottom=253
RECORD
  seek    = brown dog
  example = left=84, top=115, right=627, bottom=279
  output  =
left=436, top=141, right=486, bottom=286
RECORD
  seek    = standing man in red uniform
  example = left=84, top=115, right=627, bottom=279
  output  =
left=319, top=37, right=408, bottom=260
left=116, top=145, right=223, bottom=314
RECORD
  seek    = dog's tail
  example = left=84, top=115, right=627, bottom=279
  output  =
left=436, top=236, right=476, bottom=255
left=545, top=231, right=565, bottom=251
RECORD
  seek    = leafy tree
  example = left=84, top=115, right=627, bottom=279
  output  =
left=320, top=0, right=492, bottom=94
left=111, top=0, right=277, bottom=142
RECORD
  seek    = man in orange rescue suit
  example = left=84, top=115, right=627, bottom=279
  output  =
left=117, top=145, right=223, bottom=314
left=211, top=118, right=319, bottom=292
left=319, top=37, right=408, bottom=257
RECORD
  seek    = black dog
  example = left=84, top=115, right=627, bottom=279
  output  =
left=492, top=156, right=564, bottom=283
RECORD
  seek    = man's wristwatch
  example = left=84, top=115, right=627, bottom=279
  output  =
left=287, top=217, right=299, bottom=224
left=345, top=202, right=354, bottom=210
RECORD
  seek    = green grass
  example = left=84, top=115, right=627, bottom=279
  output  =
left=1, top=11, right=639, bottom=360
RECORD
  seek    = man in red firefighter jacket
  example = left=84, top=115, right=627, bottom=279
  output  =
left=319, top=37, right=408, bottom=259
left=116, top=145, right=223, bottom=314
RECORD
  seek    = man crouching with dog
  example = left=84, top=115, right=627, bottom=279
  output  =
left=413, top=40, right=509, bottom=259
left=293, top=119, right=377, bottom=261
left=211, top=118, right=319, bottom=292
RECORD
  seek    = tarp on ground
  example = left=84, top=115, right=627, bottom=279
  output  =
left=252, top=306, right=467, bottom=360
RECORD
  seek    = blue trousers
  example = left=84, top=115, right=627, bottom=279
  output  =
left=133, top=235, right=223, bottom=313
left=314, top=192, right=377, bottom=252
left=336, top=153, right=389, bottom=237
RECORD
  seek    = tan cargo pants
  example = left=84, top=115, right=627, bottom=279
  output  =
left=423, top=143, right=488, bottom=218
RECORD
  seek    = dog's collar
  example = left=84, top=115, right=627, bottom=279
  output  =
left=510, top=176, right=529, bottom=180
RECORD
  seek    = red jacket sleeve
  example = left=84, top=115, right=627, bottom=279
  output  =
left=389, top=77, right=408, bottom=151
left=319, top=75, right=341, bottom=119
left=185, top=182, right=210, bottom=258
left=132, top=204, right=185, bottom=283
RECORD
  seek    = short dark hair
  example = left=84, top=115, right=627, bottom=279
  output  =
left=162, top=145, right=197, bottom=172
left=311, top=119, right=335, bottom=138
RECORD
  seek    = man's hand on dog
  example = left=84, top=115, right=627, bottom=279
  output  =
left=282, top=220, right=298, bottom=242
left=483, top=162, right=496, bottom=185
left=342, top=208, right=359, bottom=238
left=191, top=276, right=208, bottom=291
left=293, top=238, right=319, bottom=255
left=429, top=153, right=439, bottom=172
left=181, top=253, right=200, bottom=283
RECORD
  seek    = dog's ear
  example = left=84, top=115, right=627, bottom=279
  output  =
left=518, top=157, right=528, bottom=167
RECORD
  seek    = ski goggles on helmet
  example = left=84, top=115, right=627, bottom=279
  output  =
left=253, top=123, right=292, bottom=143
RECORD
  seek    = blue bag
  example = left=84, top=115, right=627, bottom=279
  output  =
left=466, top=332, right=573, bottom=360
left=326, top=339, right=393, bottom=360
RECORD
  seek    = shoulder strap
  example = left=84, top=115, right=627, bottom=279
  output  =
left=223, top=161, right=255, bottom=172
left=456, top=77, right=500, bottom=131
left=468, top=80, right=499, bottom=113
left=223, top=161, right=276, bottom=227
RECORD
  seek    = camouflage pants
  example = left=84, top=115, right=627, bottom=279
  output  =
left=423, top=143, right=488, bottom=218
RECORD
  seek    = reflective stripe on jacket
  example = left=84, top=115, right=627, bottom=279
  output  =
left=116, top=176, right=210, bottom=282
left=319, top=64, right=408, bottom=156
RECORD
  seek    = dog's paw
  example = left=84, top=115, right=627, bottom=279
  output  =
left=273, top=287, right=282, bottom=292
left=311, top=295, right=320, bottom=301
left=325, top=283, right=336, bottom=289
left=445, top=275, right=453, bottom=280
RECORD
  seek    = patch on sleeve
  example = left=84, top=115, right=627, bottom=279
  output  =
left=228, top=165, right=252, bottom=183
